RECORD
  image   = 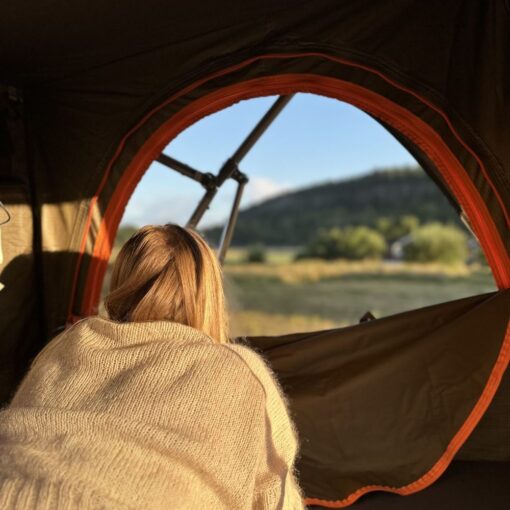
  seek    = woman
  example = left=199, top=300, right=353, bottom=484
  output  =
left=0, top=224, right=306, bottom=509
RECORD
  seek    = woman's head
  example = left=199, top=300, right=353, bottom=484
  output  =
left=104, top=224, right=230, bottom=344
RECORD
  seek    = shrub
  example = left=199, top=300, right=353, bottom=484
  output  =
left=245, top=243, right=267, bottom=263
left=340, top=227, right=388, bottom=260
left=403, top=223, right=468, bottom=264
left=375, top=215, right=419, bottom=244
left=295, top=227, right=340, bottom=260
left=296, top=226, right=387, bottom=261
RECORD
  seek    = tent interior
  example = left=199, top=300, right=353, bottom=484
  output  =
left=1, top=1, right=510, bottom=507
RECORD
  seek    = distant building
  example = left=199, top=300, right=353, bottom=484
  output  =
left=389, top=233, right=414, bottom=260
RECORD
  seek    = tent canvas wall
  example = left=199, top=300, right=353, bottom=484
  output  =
left=1, top=1, right=509, bottom=507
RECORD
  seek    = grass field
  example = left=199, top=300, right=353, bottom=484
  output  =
left=224, top=265, right=495, bottom=336
left=102, top=246, right=496, bottom=337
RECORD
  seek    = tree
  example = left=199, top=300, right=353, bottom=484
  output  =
left=375, top=215, right=419, bottom=244
left=245, top=243, right=267, bottom=263
left=295, top=227, right=341, bottom=260
left=340, top=226, right=387, bottom=260
left=403, top=223, right=468, bottom=264
left=296, top=226, right=387, bottom=261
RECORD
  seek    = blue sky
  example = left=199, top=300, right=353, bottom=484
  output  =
left=122, top=93, right=417, bottom=228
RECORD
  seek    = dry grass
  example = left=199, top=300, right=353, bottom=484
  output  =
left=224, top=258, right=477, bottom=284
left=228, top=310, right=342, bottom=337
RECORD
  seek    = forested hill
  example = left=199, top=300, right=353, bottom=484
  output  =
left=202, top=167, right=461, bottom=247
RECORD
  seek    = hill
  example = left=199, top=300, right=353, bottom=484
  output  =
left=202, top=167, right=461, bottom=247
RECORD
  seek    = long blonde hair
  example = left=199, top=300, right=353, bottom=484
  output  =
left=104, top=224, right=230, bottom=344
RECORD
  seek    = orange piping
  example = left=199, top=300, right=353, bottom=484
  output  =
left=80, top=74, right=510, bottom=313
left=304, top=320, right=510, bottom=507
left=73, top=68, right=510, bottom=505
left=68, top=52, right=510, bottom=318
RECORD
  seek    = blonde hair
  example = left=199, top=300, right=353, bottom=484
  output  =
left=104, top=224, right=230, bottom=344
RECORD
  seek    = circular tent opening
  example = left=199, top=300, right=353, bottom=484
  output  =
left=77, top=66, right=510, bottom=320
left=68, top=66, right=509, bottom=505
left=101, top=93, right=496, bottom=337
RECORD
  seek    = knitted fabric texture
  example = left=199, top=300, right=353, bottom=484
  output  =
left=0, top=316, right=306, bottom=509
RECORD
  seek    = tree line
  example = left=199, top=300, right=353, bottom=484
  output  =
left=202, top=168, right=462, bottom=246
left=294, top=217, right=470, bottom=264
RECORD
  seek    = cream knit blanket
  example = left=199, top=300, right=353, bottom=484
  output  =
left=0, top=317, right=306, bottom=509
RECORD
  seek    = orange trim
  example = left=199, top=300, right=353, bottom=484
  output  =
left=71, top=58, right=510, bottom=505
left=304, top=320, right=510, bottom=507
left=69, top=52, right=510, bottom=319
left=80, top=74, right=510, bottom=315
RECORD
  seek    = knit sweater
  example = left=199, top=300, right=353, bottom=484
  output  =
left=0, top=316, right=306, bottom=509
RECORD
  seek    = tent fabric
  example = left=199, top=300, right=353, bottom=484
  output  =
left=240, top=290, right=510, bottom=506
left=0, top=194, right=40, bottom=404
left=327, top=461, right=510, bottom=509
left=0, top=2, right=510, bottom=506
left=457, top=357, right=510, bottom=462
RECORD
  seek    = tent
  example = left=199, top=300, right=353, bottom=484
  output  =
left=0, top=1, right=509, bottom=507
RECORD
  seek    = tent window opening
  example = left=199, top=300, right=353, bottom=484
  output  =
left=102, top=93, right=496, bottom=337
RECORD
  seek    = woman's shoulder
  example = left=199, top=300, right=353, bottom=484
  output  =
left=218, top=343, right=291, bottom=407
left=219, top=342, right=301, bottom=445
left=220, top=343, right=276, bottom=382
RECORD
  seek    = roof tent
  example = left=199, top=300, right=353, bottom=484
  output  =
left=0, top=1, right=509, bottom=507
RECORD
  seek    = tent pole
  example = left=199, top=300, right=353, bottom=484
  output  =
left=217, top=168, right=248, bottom=265
left=156, top=153, right=215, bottom=187
left=187, top=94, right=294, bottom=228
left=218, top=94, right=294, bottom=184
left=186, top=185, right=219, bottom=229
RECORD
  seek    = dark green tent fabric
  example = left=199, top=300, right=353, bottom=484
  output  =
left=336, top=461, right=510, bottom=509
left=241, top=290, right=510, bottom=505
left=1, top=1, right=510, bottom=506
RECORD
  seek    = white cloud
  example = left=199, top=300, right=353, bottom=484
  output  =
left=243, top=176, right=291, bottom=205
left=122, top=193, right=197, bottom=227
left=121, top=176, right=292, bottom=229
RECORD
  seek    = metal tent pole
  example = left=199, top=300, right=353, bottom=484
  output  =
left=217, top=169, right=248, bottom=265
left=186, top=94, right=294, bottom=229
left=156, top=153, right=214, bottom=186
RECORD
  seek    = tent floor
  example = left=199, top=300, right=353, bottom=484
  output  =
left=307, top=461, right=510, bottom=509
